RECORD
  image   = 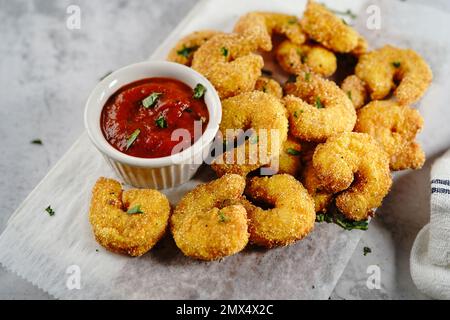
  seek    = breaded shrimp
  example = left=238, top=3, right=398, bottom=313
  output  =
left=167, top=30, right=223, bottom=66
left=211, top=91, right=288, bottom=177
left=283, top=70, right=356, bottom=142
left=355, top=45, right=432, bottom=105
left=254, top=76, right=283, bottom=98
left=355, top=100, right=425, bottom=170
left=275, top=40, right=337, bottom=77
left=191, top=33, right=264, bottom=99
left=242, top=174, right=315, bottom=248
left=340, top=75, right=368, bottom=109
left=170, top=174, right=249, bottom=261
left=301, top=160, right=333, bottom=213
left=89, top=178, right=171, bottom=257
left=234, top=12, right=306, bottom=51
left=301, top=0, right=365, bottom=53
left=313, top=132, right=392, bottom=221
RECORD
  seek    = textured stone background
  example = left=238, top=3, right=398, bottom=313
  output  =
left=1, top=0, right=448, bottom=299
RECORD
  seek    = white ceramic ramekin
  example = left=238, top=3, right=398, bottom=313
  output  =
left=84, top=61, right=221, bottom=189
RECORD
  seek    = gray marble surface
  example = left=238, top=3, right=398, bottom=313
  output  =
left=0, top=0, right=446, bottom=300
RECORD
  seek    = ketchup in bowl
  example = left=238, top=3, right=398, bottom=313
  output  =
left=100, top=77, right=209, bottom=158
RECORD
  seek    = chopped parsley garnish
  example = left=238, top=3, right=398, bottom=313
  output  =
left=218, top=210, right=229, bottom=222
left=155, top=115, right=168, bottom=128
left=316, top=212, right=369, bottom=231
left=31, top=139, right=43, bottom=145
left=328, top=7, right=357, bottom=19
left=185, top=108, right=193, bottom=113
left=45, top=205, right=55, bottom=216
left=262, top=69, right=273, bottom=76
left=288, top=18, right=298, bottom=24
left=304, top=72, right=311, bottom=82
left=294, top=111, right=298, bottom=118
left=392, top=61, right=401, bottom=68
left=297, top=49, right=307, bottom=63
left=363, top=246, right=372, bottom=256
left=126, top=129, right=140, bottom=150
left=347, top=91, right=352, bottom=101
left=315, top=96, right=324, bottom=109
left=221, top=47, right=229, bottom=57
left=286, top=148, right=301, bottom=156
left=177, top=45, right=199, bottom=58
left=193, top=83, right=207, bottom=99
left=127, top=204, right=144, bottom=215
left=142, top=92, right=162, bottom=108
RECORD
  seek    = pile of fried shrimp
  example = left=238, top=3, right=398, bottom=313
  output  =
left=88, top=0, right=432, bottom=261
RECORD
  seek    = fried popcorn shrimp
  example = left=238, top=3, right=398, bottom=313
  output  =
left=275, top=40, right=337, bottom=77
left=191, top=33, right=264, bottom=99
left=254, top=76, right=283, bottom=98
left=276, top=135, right=303, bottom=176
left=167, top=30, right=223, bottom=66
left=242, top=174, right=315, bottom=248
left=355, top=45, right=432, bottom=105
left=355, top=100, right=425, bottom=170
left=170, top=174, right=249, bottom=261
left=211, top=91, right=288, bottom=177
left=283, top=70, right=356, bottom=142
left=340, top=75, right=368, bottom=109
left=301, top=0, right=365, bottom=53
left=301, top=160, right=333, bottom=213
left=89, top=178, right=171, bottom=257
left=234, top=12, right=305, bottom=51
left=312, top=132, right=392, bottom=221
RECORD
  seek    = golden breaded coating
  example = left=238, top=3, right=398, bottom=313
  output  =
left=355, top=45, right=432, bottom=105
left=170, top=174, right=249, bottom=261
left=301, top=0, right=365, bottom=53
left=242, top=174, right=315, bottom=248
left=212, top=91, right=288, bottom=177
left=167, top=30, right=223, bottom=66
left=254, top=76, right=283, bottom=98
left=301, top=160, right=333, bottom=213
left=234, top=12, right=305, bottom=51
left=89, top=178, right=171, bottom=257
left=283, top=70, right=356, bottom=142
left=354, top=100, right=425, bottom=170
left=276, top=135, right=303, bottom=176
left=340, top=75, right=368, bottom=109
left=313, top=132, right=392, bottom=221
left=275, top=40, right=337, bottom=77
left=191, top=33, right=264, bottom=99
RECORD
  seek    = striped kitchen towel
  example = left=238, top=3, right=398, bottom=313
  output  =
left=411, top=149, right=450, bottom=299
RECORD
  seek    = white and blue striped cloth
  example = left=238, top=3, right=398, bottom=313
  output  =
left=411, top=149, right=450, bottom=299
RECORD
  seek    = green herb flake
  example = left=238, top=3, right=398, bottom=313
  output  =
left=286, top=148, right=301, bottom=156
left=347, top=91, right=352, bottom=101
left=218, top=210, right=229, bottom=223
left=288, top=18, right=298, bottom=25
left=127, top=204, right=144, bottom=215
left=327, top=6, right=357, bottom=19
left=31, top=139, right=43, bottom=145
left=293, top=111, right=299, bottom=118
left=316, top=211, right=368, bottom=231
left=315, top=96, right=324, bottom=109
left=392, top=61, right=401, bottom=68
left=126, top=129, right=140, bottom=150
left=304, top=72, right=311, bottom=82
left=363, top=246, right=372, bottom=256
left=193, top=83, right=207, bottom=99
left=45, top=205, right=55, bottom=216
left=221, top=47, right=229, bottom=57
left=185, top=108, right=193, bottom=113
left=287, top=74, right=297, bottom=83
left=177, top=45, right=199, bottom=58
left=142, top=92, right=162, bottom=108
left=155, top=115, right=168, bottom=129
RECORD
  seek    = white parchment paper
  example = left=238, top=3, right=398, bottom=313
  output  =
left=1, top=0, right=450, bottom=299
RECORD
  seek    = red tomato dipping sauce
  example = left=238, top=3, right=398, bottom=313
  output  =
left=101, top=77, right=209, bottom=158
